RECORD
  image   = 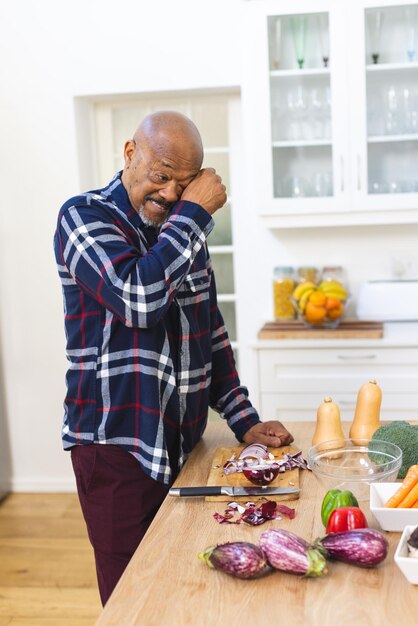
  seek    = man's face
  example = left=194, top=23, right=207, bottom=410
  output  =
left=122, top=140, right=201, bottom=227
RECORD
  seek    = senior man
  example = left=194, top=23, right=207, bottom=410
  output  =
left=54, top=111, right=293, bottom=605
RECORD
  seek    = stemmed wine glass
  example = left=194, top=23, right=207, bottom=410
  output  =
left=291, top=15, right=308, bottom=69
left=269, top=17, right=282, bottom=70
left=405, top=7, right=417, bottom=62
left=317, top=14, right=330, bottom=68
left=367, top=10, right=384, bottom=64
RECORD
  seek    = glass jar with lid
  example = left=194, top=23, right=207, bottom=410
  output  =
left=321, top=266, right=346, bottom=287
left=273, top=266, right=296, bottom=320
left=297, top=266, right=319, bottom=284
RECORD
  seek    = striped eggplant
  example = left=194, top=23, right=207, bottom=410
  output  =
left=315, top=528, right=388, bottom=568
left=198, top=542, right=268, bottom=579
left=259, top=529, right=327, bottom=577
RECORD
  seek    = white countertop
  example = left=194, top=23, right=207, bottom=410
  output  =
left=252, top=322, right=418, bottom=349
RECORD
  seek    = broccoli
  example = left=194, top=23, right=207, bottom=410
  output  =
left=371, top=421, right=418, bottom=478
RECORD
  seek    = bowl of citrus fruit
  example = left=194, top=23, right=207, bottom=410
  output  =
left=291, top=279, right=349, bottom=328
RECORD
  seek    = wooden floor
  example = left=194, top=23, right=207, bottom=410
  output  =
left=0, top=493, right=102, bottom=626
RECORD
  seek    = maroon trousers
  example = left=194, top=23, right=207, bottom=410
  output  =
left=71, top=444, right=169, bottom=606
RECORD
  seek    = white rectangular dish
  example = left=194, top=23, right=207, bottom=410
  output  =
left=370, top=483, right=418, bottom=531
left=394, top=525, right=418, bottom=584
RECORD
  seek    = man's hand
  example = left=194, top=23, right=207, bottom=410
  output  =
left=242, top=421, right=294, bottom=448
left=181, top=168, right=227, bottom=215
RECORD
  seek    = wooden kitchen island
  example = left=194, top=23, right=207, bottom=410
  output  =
left=95, top=422, right=417, bottom=626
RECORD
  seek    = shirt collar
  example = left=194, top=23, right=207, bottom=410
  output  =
left=106, top=171, right=159, bottom=244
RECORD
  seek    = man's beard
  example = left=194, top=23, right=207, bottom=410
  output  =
left=138, top=195, right=172, bottom=228
left=138, top=206, right=164, bottom=228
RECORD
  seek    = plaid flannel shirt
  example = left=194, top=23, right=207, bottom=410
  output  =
left=54, top=173, right=260, bottom=485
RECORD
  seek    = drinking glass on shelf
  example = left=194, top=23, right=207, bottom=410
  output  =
left=388, top=180, right=401, bottom=194
left=269, top=17, right=282, bottom=70
left=283, top=175, right=309, bottom=198
left=291, top=15, right=308, bottom=69
left=368, top=180, right=389, bottom=194
left=286, top=85, right=309, bottom=140
left=323, top=86, right=332, bottom=139
left=310, top=87, right=325, bottom=139
left=311, top=171, right=333, bottom=196
left=367, top=10, right=384, bottom=64
left=401, top=86, right=418, bottom=134
left=385, top=85, right=399, bottom=135
left=316, top=14, right=330, bottom=67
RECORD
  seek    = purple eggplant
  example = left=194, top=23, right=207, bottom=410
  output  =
left=259, top=529, right=327, bottom=577
left=315, top=528, right=388, bottom=568
left=198, top=542, right=268, bottom=579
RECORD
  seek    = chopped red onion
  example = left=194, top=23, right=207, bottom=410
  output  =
left=223, top=450, right=310, bottom=476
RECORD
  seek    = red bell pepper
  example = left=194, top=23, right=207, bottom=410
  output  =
left=325, top=506, right=368, bottom=534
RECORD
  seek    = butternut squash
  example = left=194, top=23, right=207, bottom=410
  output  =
left=349, top=379, right=382, bottom=445
left=312, top=396, right=345, bottom=452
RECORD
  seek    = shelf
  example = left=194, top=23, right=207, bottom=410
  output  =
left=366, top=61, right=418, bottom=72
left=272, top=139, right=332, bottom=148
left=208, top=245, right=234, bottom=255
left=217, top=294, right=236, bottom=303
left=368, top=134, right=418, bottom=144
left=203, top=146, right=229, bottom=154
left=270, top=68, right=330, bottom=78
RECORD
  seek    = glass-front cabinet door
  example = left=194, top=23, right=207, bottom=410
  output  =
left=350, top=0, right=418, bottom=212
left=242, top=0, right=418, bottom=226
left=242, top=0, right=350, bottom=221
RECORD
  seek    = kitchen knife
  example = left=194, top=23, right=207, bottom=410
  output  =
left=169, top=485, right=300, bottom=497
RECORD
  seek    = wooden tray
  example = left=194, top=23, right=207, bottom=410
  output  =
left=258, top=319, right=384, bottom=339
left=205, top=445, right=300, bottom=502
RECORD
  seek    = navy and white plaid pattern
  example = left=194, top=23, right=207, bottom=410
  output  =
left=54, top=173, right=260, bottom=485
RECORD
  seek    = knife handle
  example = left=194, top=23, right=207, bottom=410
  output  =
left=169, top=487, right=223, bottom=497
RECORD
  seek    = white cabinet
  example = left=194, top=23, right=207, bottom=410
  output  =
left=242, top=0, right=418, bottom=227
left=254, top=341, right=418, bottom=422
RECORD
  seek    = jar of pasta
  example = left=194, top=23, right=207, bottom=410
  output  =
left=297, top=266, right=319, bottom=284
left=273, top=266, right=296, bottom=320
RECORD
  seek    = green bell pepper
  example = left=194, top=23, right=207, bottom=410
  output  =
left=321, top=489, right=359, bottom=526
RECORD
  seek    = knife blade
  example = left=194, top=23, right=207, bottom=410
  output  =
left=169, top=485, right=300, bottom=497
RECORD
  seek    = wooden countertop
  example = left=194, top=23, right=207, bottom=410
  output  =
left=95, top=422, right=417, bottom=626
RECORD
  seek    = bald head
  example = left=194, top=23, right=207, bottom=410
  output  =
left=133, top=111, right=204, bottom=168
left=122, top=111, right=204, bottom=226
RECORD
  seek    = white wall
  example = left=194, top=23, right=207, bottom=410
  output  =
left=0, top=0, right=243, bottom=490
left=1, top=1, right=417, bottom=490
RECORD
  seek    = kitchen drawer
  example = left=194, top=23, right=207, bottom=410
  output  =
left=260, top=393, right=418, bottom=423
left=259, top=372, right=418, bottom=394
left=258, top=349, right=418, bottom=393
left=258, top=347, right=418, bottom=368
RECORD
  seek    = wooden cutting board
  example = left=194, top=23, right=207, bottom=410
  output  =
left=258, top=319, right=384, bottom=339
left=205, top=445, right=300, bottom=502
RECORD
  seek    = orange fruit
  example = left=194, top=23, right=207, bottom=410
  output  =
left=308, top=290, right=327, bottom=307
left=327, top=303, right=344, bottom=319
left=325, top=296, right=342, bottom=311
left=305, top=302, right=327, bottom=323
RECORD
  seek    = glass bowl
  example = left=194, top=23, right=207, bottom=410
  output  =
left=307, top=438, right=402, bottom=501
left=291, top=295, right=350, bottom=329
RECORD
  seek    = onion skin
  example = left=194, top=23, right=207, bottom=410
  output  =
left=259, top=529, right=327, bottom=577
left=198, top=542, right=268, bottom=579
left=315, top=528, right=388, bottom=568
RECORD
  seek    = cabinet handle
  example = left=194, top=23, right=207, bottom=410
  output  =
left=339, top=400, right=356, bottom=407
left=337, top=354, right=377, bottom=360
left=340, top=155, right=344, bottom=192
left=357, top=155, right=361, bottom=191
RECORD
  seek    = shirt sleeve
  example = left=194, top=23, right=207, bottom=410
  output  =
left=55, top=199, right=214, bottom=328
left=207, top=257, right=261, bottom=441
